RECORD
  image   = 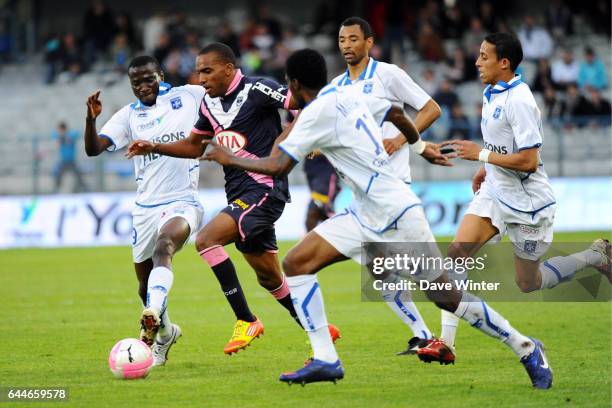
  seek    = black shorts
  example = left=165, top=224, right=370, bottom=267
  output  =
left=222, top=190, right=285, bottom=254
left=306, top=168, right=340, bottom=216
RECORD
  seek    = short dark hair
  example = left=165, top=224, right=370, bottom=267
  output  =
left=128, top=55, right=162, bottom=72
left=199, top=42, right=236, bottom=65
left=286, top=49, right=328, bottom=90
left=484, top=32, right=523, bottom=72
left=340, top=16, right=373, bottom=39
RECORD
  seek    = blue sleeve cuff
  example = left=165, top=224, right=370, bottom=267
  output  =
left=99, top=134, right=117, bottom=151
left=380, top=105, right=393, bottom=126
left=518, top=143, right=542, bottom=151
left=278, top=144, right=300, bottom=163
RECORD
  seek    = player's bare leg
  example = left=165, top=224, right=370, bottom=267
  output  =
left=434, top=215, right=498, bottom=352
left=279, top=231, right=347, bottom=385
left=195, top=212, right=262, bottom=354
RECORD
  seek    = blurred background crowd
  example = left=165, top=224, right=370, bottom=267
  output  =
left=0, top=0, right=609, bottom=194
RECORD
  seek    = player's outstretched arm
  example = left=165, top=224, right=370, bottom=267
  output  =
left=126, top=132, right=206, bottom=159
left=441, top=140, right=539, bottom=173
left=84, top=90, right=113, bottom=156
left=385, top=106, right=451, bottom=166
left=202, top=140, right=296, bottom=177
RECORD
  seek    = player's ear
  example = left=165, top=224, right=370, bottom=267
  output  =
left=158, top=71, right=165, bottom=82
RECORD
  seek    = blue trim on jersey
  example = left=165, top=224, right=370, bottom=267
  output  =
left=188, top=164, right=200, bottom=172
left=380, top=105, right=393, bottom=126
left=278, top=145, right=300, bottom=163
left=349, top=202, right=422, bottom=234
left=484, top=75, right=523, bottom=102
left=99, top=134, right=116, bottom=150
left=135, top=198, right=199, bottom=208
left=301, top=282, right=320, bottom=330
left=319, top=86, right=337, bottom=97
left=482, top=301, right=509, bottom=337
left=338, top=58, right=375, bottom=86
left=496, top=197, right=556, bottom=217
left=135, top=177, right=143, bottom=181
left=367, top=60, right=378, bottom=79
left=518, top=143, right=542, bottom=151
left=394, top=291, right=417, bottom=322
left=365, top=172, right=379, bottom=194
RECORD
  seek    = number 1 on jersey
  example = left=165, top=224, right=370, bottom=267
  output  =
left=356, top=115, right=382, bottom=155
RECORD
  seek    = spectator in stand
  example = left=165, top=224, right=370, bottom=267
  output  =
left=585, top=87, right=612, bottom=126
left=143, top=12, right=167, bottom=53
left=463, top=17, right=486, bottom=60
left=381, top=0, right=406, bottom=63
left=591, top=0, right=611, bottom=36
left=517, top=15, right=553, bottom=61
left=44, top=33, right=62, bottom=84
left=532, top=58, right=553, bottom=94
left=82, top=0, right=116, bottom=67
left=433, top=79, right=459, bottom=111
left=446, top=47, right=476, bottom=84
left=447, top=103, right=472, bottom=140
left=545, top=0, right=572, bottom=39
left=420, top=67, right=437, bottom=96
left=153, top=32, right=171, bottom=67
left=110, top=33, right=131, bottom=73
left=443, top=5, right=467, bottom=40
left=565, top=83, right=594, bottom=127
left=115, top=11, right=138, bottom=51
left=417, top=22, right=445, bottom=62
left=578, top=47, right=608, bottom=91
left=53, top=122, right=88, bottom=193
left=239, top=16, right=258, bottom=52
left=551, top=48, right=579, bottom=90
left=166, top=8, right=189, bottom=50
left=217, top=21, right=241, bottom=58
left=542, top=85, right=566, bottom=124
left=479, top=1, right=497, bottom=33
left=59, top=32, right=83, bottom=82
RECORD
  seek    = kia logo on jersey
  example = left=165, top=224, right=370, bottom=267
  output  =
left=215, top=130, right=247, bottom=153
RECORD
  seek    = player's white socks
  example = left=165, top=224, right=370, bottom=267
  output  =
left=147, top=266, right=174, bottom=339
left=440, top=309, right=459, bottom=348
left=539, top=249, right=601, bottom=289
left=286, top=274, right=338, bottom=363
left=454, top=291, right=534, bottom=358
left=381, top=289, right=432, bottom=339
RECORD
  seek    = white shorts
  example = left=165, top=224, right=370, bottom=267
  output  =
left=314, top=206, right=444, bottom=282
left=465, top=185, right=554, bottom=261
left=131, top=200, right=204, bottom=263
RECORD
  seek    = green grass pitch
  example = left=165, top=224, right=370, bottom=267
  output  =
left=1, top=231, right=610, bottom=407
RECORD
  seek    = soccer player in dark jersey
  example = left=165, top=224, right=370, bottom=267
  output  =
left=127, top=43, right=340, bottom=355
left=303, top=154, right=341, bottom=232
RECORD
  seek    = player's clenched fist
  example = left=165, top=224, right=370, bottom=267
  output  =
left=201, top=140, right=234, bottom=166
left=126, top=140, right=156, bottom=158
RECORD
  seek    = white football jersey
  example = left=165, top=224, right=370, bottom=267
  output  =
left=100, top=82, right=205, bottom=207
left=480, top=75, right=555, bottom=215
left=279, top=85, right=421, bottom=232
left=330, top=58, right=431, bottom=183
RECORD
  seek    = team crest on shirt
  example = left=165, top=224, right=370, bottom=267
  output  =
left=236, top=95, right=244, bottom=106
left=363, top=83, right=373, bottom=94
left=215, top=130, right=247, bottom=153
left=493, top=106, right=502, bottom=119
left=170, top=97, right=183, bottom=110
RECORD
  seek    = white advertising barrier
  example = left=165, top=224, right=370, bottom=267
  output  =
left=1, top=177, right=610, bottom=249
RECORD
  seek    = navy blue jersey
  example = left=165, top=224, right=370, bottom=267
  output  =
left=304, top=154, right=336, bottom=179
left=193, top=70, right=292, bottom=202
